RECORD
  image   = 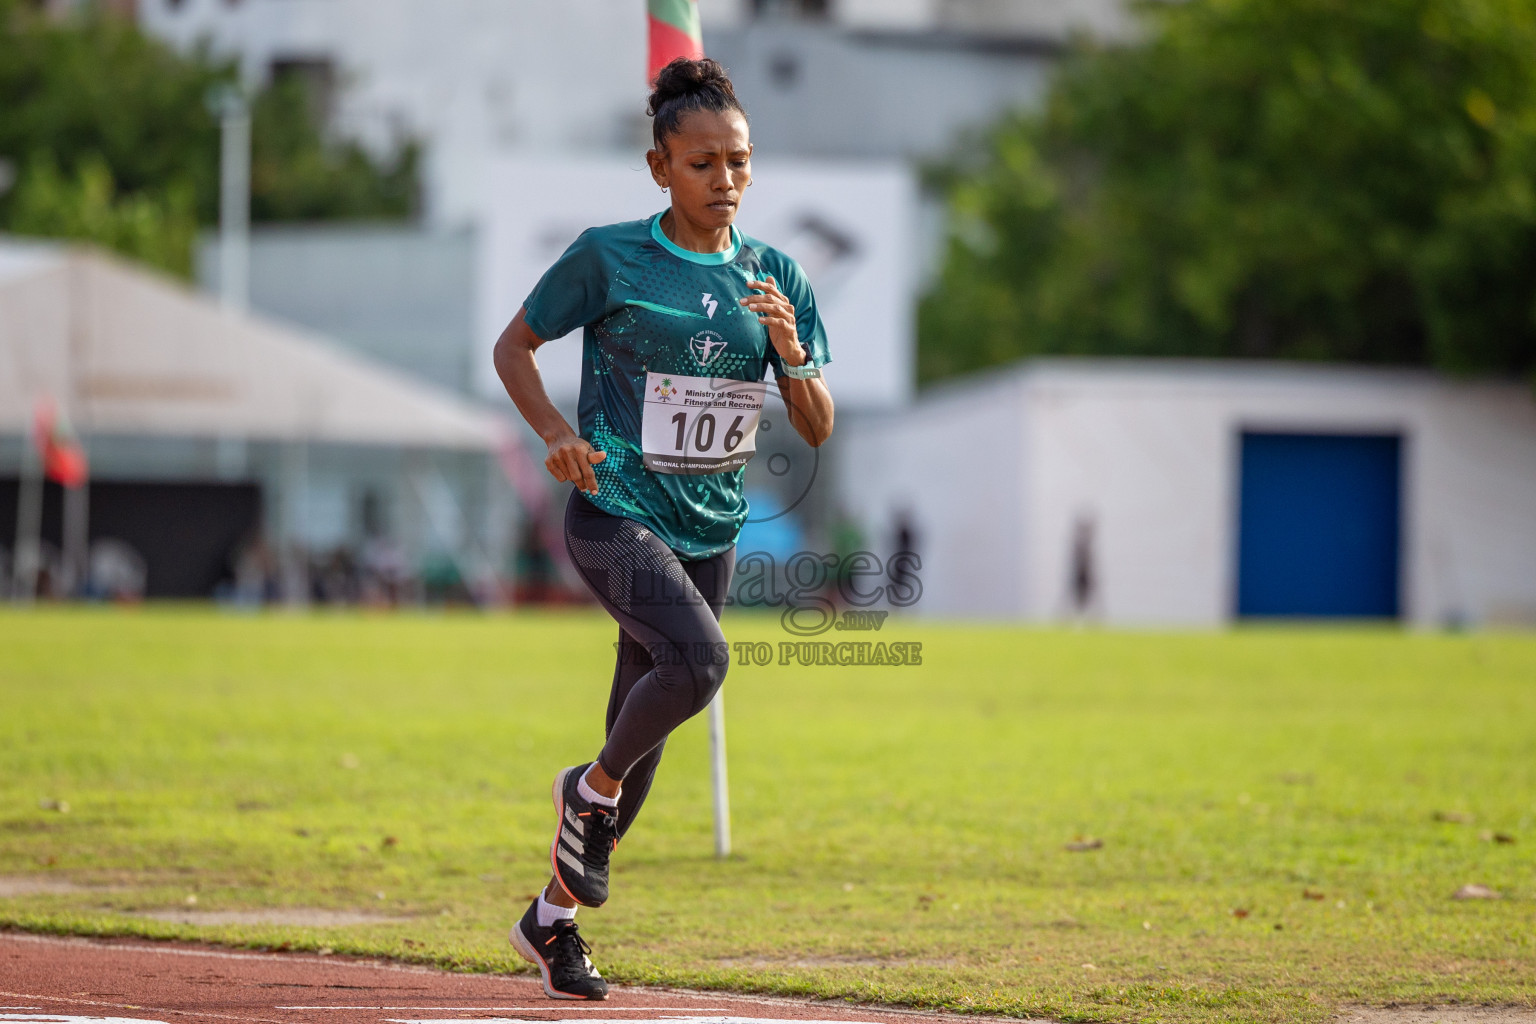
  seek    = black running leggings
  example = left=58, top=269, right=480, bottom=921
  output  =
left=562, top=489, right=735, bottom=839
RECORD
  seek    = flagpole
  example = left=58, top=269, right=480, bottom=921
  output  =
left=209, top=84, right=251, bottom=314
left=11, top=413, right=44, bottom=604
left=62, top=475, right=90, bottom=598
left=282, top=439, right=310, bottom=608
left=646, top=0, right=722, bottom=856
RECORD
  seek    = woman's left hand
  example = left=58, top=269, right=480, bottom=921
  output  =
left=741, top=276, right=806, bottom=366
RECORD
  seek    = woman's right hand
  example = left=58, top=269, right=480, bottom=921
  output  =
left=493, top=307, right=606, bottom=496
left=546, top=432, right=606, bottom=495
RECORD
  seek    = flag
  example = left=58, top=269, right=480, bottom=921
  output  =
left=33, top=399, right=88, bottom=489
left=648, top=0, right=703, bottom=83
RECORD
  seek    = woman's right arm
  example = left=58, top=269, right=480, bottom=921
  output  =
left=492, top=307, right=605, bottom=496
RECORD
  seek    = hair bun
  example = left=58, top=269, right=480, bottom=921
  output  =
left=648, top=57, right=738, bottom=117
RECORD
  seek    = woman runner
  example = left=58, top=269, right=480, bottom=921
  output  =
left=492, top=57, right=834, bottom=1000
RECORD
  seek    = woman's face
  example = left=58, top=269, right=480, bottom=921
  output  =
left=648, top=108, right=752, bottom=231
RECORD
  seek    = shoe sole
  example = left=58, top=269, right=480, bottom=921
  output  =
left=508, top=920, right=605, bottom=1001
left=549, top=766, right=579, bottom=906
left=549, top=765, right=607, bottom=908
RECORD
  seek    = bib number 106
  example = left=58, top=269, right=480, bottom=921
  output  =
left=670, top=410, right=747, bottom=456
left=641, top=372, right=766, bottom=475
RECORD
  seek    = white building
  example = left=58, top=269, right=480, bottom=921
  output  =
left=142, top=0, right=1136, bottom=410
left=138, top=0, right=1127, bottom=227
left=705, top=0, right=1131, bottom=164
left=712, top=0, right=1128, bottom=40
left=197, top=225, right=477, bottom=395
left=835, top=360, right=1536, bottom=628
left=476, top=154, right=917, bottom=409
left=139, top=0, right=653, bottom=227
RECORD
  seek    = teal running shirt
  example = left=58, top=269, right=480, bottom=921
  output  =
left=523, top=212, right=832, bottom=559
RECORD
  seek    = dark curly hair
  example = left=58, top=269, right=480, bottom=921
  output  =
left=647, top=57, right=748, bottom=149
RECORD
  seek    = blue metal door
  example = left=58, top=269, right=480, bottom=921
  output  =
left=1236, top=432, right=1402, bottom=618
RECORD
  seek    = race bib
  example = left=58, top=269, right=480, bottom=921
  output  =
left=641, top=372, right=768, bottom=475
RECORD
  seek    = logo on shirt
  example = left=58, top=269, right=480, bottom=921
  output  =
left=701, top=292, right=718, bottom=319
left=689, top=330, right=728, bottom=368
left=653, top=377, right=677, bottom=402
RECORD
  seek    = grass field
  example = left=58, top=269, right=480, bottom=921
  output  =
left=1, top=607, right=1533, bottom=1023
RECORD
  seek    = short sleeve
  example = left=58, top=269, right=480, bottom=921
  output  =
left=522, top=228, right=612, bottom=341
left=759, top=251, right=832, bottom=381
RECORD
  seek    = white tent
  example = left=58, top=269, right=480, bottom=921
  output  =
left=0, top=240, right=502, bottom=449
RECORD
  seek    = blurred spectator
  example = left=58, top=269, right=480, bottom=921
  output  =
left=222, top=534, right=278, bottom=607
left=87, top=538, right=147, bottom=603
left=418, top=553, right=470, bottom=606
left=1065, top=514, right=1100, bottom=623
left=891, top=509, right=919, bottom=605
left=512, top=518, right=557, bottom=606
left=313, top=546, right=360, bottom=605
left=360, top=533, right=409, bottom=607
left=826, top=507, right=865, bottom=610
left=32, top=541, right=62, bottom=600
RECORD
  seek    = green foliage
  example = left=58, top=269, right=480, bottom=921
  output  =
left=0, top=1, right=419, bottom=277
left=0, top=1, right=225, bottom=275
left=249, top=73, right=420, bottom=223
left=8, top=154, right=199, bottom=276
left=919, top=0, right=1536, bottom=383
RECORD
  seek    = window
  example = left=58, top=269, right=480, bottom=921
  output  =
left=751, top=0, right=829, bottom=18
left=269, top=57, right=339, bottom=125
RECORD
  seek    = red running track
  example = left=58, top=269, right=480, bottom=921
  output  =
left=0, top=933, right=1016, bottom=1024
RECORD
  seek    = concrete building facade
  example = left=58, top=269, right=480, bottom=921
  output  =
left=138, top=0, right=1122, bottom=227
left=139, top=0, right=653, bottom=227
left=835, top=361, right=1536, bottom=628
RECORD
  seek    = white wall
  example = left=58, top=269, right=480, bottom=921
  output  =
left=837, top=0, right=939, bottom=31
left=937, top=0, right=1130, bottom=39
left=706, top=23, right=1052, bottom=162
left=1406, top=386, right=1536, bottom=626
left=1021, top=376, right=1233, bottom=625
left=1020, top=364, right=1536, bottom=627
left=477, top=154, right=917, bottom=409
left=835, top=0, right=1128, bottom=39
left=836, top=360, right=1536, bottom=627
left=832, top=373, right=1029, bottom=617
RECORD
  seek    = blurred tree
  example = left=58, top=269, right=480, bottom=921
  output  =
left=0, top=0, right=419, bottom=277
left=250, top=73, right=420, bottom=223
left=9, top=153, right=198, bottom=274
left=919, top=0, right=1536, bottom=382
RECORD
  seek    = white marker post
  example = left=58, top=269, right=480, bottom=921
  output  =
left=708, top=689, right=730, bottom=857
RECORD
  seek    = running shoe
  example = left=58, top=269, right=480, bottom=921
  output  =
left=549, top=762, right=619, bottom=907
left=508, top=898, right=609, bottom=1000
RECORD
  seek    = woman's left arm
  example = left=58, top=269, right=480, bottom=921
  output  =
left=742, top=276, right=835, bottom=447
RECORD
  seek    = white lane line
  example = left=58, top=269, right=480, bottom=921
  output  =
left=0, top=935, right=450, bottom=977
left=1, top=1015, right=174, bottom=1024
left=382, top=1019, right=885, bottom=1024
left=0, top=937, right=1012, bottom=1024
left=0, top=992, right=285, bottom=1024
